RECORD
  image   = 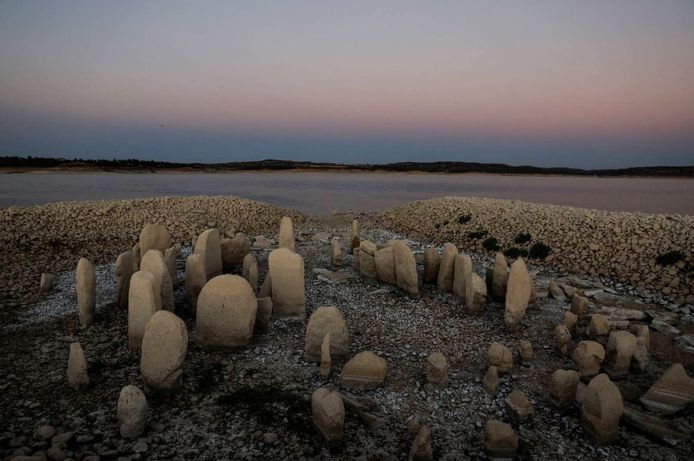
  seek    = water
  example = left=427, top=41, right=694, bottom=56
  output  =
left=1, top=171, right=693, bottom=214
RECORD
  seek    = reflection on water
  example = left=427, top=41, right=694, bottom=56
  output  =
left=1, top=171, right=693, bottom=215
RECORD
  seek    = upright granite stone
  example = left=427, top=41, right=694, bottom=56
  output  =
left=140, top=310, right=188, bottom=391
left=164, top=246, right=178, bottom=284
left=410, top=425, right=433, bottom=461
left=279, top=216, right=296, bottom=251
left=426, top=352, right=449, bottom=389
left=132, top=243, right=141, bottom=272
left=221, top=233, right=251, bottom=270
left=141, top=250, right=174, bottom=311
left=331, top=239, right=343, bottom=266
left=491, top=253, right=509, bottom=301
left=573, top=341, right=606, bottom=379
left=118, top=385, right=147, bottom=439
left=352, top=248, right=361, bottom=271
left=139, top=224, right=171, bottom=259
left=358, top=241, right=378, bottom=279
left=423, top=248, right=440, bottom=284
left=67, top=342, right=90, bottom=390
left=259, top=273, right=272, bottom=298
left=254, top=297, right=273, bottom=334
left=640, top=364, right=694, bottom=415
left=505, top=389, right=534, bottom=421
left=437, top=243, right=457, bottom=292
left=116, top=251, right=134, bottom=309
left=242, top=253, right=259, bottom=293
left=604, top=330, right=636, bottom=379
left=320, top=333, right=331, bottom=378
left=194, top=229, right=223, bottom=279
left=311, top=388, right=345, bottom=445
left=630, top=324, right=650, bottom=350
left=631, top=336, right=649, bottom=373
left=554, top=324, right=572, bottom=357
left=550, top=369, right=580, bottom=409
left=305, top=306, right=349, bottom=362
left=268, top=247, right=306, bottom=317
left=581, top=374, right=623, bottom=444
left=563, top=311, right=578, bottom=332
left=504, top=258, right=532, bottom=331
left=393, top=241, right=419, bottom=297
left=375, top=247, right=396, bottom=285
left=518, top=339, right=534, bottom=365
left=351, top=219, right=360, bottom=250
left=76, top=257, right=96, bottom=328
left=589, top=314, right=610, bottom=337
left=340, top=351, right=387, bottom=390
left=184, top=253, right=206, bottom=314
left=571, top=294, right=589, bottom=319
left=452, top=254, right=472, bottom=299
left=465, top=272, right=487, bottom=315
left=128, top=271, right=161, bottom=350
left=487, top=342, right=513, bottom=373
left=485, top=420, right=518, bottom=460
left=196, top=275, right=258, bottom=347
left=483, top=366, right=500, bottom=396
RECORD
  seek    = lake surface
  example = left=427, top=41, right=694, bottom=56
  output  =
left=1, top=171, right=693, bottom=215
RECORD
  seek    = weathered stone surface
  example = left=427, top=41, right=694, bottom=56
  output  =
left=221, top=233, right=251, bottom=270
left=118, top=385, right=147, bottom=439
left=518, top=339, right=534, bottom=365
left=589, top=314, right=610, bottom=337
left=374, top=247, right=396, bottom=285
left=196, top=275, right=258, bottom=347
left=128, top=271, right=161, bottom=350
left=581, top=373, right=623, bottom=444
left=487, top=342, right=513, bottom=373
left=254, top=297, right=273, bottom=334
left=40, top=272, right=55, bottom=291
left=409, top=425, right=433, bottom=461
left=631, top=336, right=649, bottom=373
left=164, top=246, right=178, bottom=284
left=360, top=240, right=377, bottom=255
left=358, top=248, right=378, bottom=279
left=491, top=253, right=508, bottom=301
left=604, top=330, right=636, bottom=379
left=452, top=254, right=472, bottom=299
left=311, top=388, right=344, bottom=445
left=116, top=251, right=134, bottom=309
left=426, top=351, right=448, bottom=389
left=351, top=219, right=360, bottom=250
left=563, top=311, right=578, bottom=331
left=640, top=363, right=694, bottom=415
left=340, top=351, right=387, bottom=390
left=571, top=294, right=590, bottom=319
left=393, top=241, right=419, bottom=297
left=67, top=342, right=89, bottom=390
left=573, top=341, right=606, bottom=379
left=76, top=257, right=96, bottom=328
left=504, top=258, right=531, bottom=330
left=184, top=253, right=206, bottom=314
left=550, top=369, right=580, bottom=409
left=139, top=223, right=171, bottom=259
left=305, top=306, right=349, bottom=362
left=554, top=324, right=571, bottom=357
left=483, top=366, right=500, bottom=396
left=194, top=229, right=223, bottom=278
left=505, top=389, right=534, bottom=421
left=140, top=310, right=188, bottom=390
left=437, top=243, right=457, bottom=292
left=320, top=333, right=331, bottom=378
left=141, top=249, right=174, bottom=312
left=242, top=253, right=258, bottom=293
left=330, top=238, right=343, bottom=267
left=465, top=272, right=487, bottom=315
left=423, top=248, right=440, bottom=284
left=629, top=324, right=650, bottom=350
left=279, top=216, right=296, bottom=251
left=485, top=420, right=518, bottom=460
left=549, top=280, right=566, bottom=301
left=268, top=247, right=306, bottom=317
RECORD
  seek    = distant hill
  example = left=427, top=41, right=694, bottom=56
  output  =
left=1, top=156, right=692, bottom=177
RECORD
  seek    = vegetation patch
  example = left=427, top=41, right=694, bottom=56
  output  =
left=514, top=233, right=531, bottom=244
left=656, top=250, right=685, bottom=266
left=504, top=247, right=528, bottom=259
left=529, top=242, right=551, bottom=260
left=482, top=237, right=500, bottom=252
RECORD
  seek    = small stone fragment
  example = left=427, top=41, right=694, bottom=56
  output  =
left=640, top=363, right=694, bottom=415
left=426, top=351, right=448, bottom=389
left=549, top=280, right=566, bottom=301
left=505, top=389, right=534, bottom=421
left=518, top=339, right=534, bottom=365
left=604, top=330, right=636, bottom=379
left=40, top=272, right=56, bottom=291
left=563, top=311, right=578, bottom=332
left=409, top=425, right=433, bottom=461
left=67, top=342, right=89, bottom=390
left=483, top=366, right=500, bottom=396
left=485, top=420, right=518, bottom=460
left=311, top=388, right=344, bottom=445
left=573, top=341, right=606, bottom=380
left=631, top=336, right=649, bottom=373
left=571, top=294, right=589, bottom=319
left=550, top=369, right=580, bottom=409
left=554, top=324, right=571, bottom=357
left=581, top=373, right=623, bottom=444
left=118, top=385, right=147, bottom=439
left=340, top=351, right=388, bottom=390
left=589, top=314, right=610, bottom=337
left=487, top=342, right=513, bottom=373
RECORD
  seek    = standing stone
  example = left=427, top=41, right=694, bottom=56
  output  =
left=311, top=388, right=345, bottom=445
left=604, top=330, right=636, bottom=379
left=485, top=420, right=518, bottom=460
left=279, top=216, right=296, bottom=251
left=487, top=342, right=513, bottom=373
left=554, top=324, right=571, bottom=357
left=305, top=306, right=349, bottom=361
left=141, top=250, right=174, bottom=312
left=184, top=253, right=206, bottom=314
left=116, top=251, right=134, bottom=309
left=393, top=242, right=419, bottom=297
left=352, top=248, right=361, bottom=271
left=259, top=273, right=272, bottom=298
left=40, top=272, right=55, bottom=291
left=254, top=297, right=273, bottom=334
left=550, top=369, right=580, bottom=409
left=164, top=246, right=178, bottom=284
left=570, top=294, right=589, bottom=319
left=194, top=229, right=223, bottom=279
left=132, top=243, right=141, bottom=272
left=242, top=254, right=259, bottom=293
left=573, top=341, right=606, bottom=379
left=320, top=333, right=331, bottom=378
left=505, top=389, right=534, bottom=421
left=128, top=271, right=161, bottom=350
left=351, top=219, right=360, bottom=250
left=409, top=425, right=433, bottom=461
left=630, top=324, right=650, bottom=350
left=331, top=239, right=343, bottom=266
left=426, top=352, right=449, bottom=389
left=631, top=336, right=649, bottom=373
left=268, top=248, right=306, bottom=317
left=423, top=248, right=440, bottom=284
left=140, top=310, right=188, bottom=390
left=465, top=272, right=487, bottom=314
left=374, top=247, right=397, bottom=285
left=504, top=258, right=531, bottom=330
left=139, top=224, right=171, bottom=259
left=491, top=253, right=509, bottom=301
left=358, top=249, right=377, bottom=279
left=563, top=311, right=578, bottom=331
left=221, top=233, right=252, bottom=270
left=437, top=243, right=457, bottom=292
left=581, top=374, right=623, bottom=444
left=76, top=257, right=96, bottom=328
left=483, top=366, right=500, bottom=396
left=589, top=314, right=610, bottom=337
left=117, top=385, right=147, bottom=439
left=67, top=342, right=90, bottom=390
left=340, top=351, right=388, bottom=390
left=452, top=254, right=472, bottom=298
left=196, top=275, right=258, bottom=347
left=518, top=339, right=534, bottom=365
left=640, top=363, right=694, bottom=415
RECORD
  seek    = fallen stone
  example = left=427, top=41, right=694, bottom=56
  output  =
left=311, top=388, right=345, bottom=446
left=423, top=248, right=440, bottom=284
left=116, top=251, right=134, bottom=309
left=573, top=341, right=606, bottom=379
left=67, top=342, right=89, bottom=390
left=581, top=374, right=623, bottom=444
left=650, top=319, right=680, bottom=336
left=437, top=243, right=457, bottom=292
left=621, top=403, right=689, bottom=446
left=315, top=269, right=353, bottom=284
left=640, top=363, right=694, bottom=415
left=268, top=247, right=306, bottom=317
left=140, top=310, right=188, bottom=390
left=550, top=369, right=580, bottom=409
left=340, top=351, right=388, bottom=390
left=118, top=385, right=147, bottom=439
left=76, top=257, right=95, bottom=328
left=674, top=334, right=694, bottom=354
left=504, top=258, right=531, bottom=330
left=485, top=420, right=518, bottom=460
left=305, top=306, right=349, bottom=362
left=426, top=351, right=448, bottom=389
left=505, top=389, right=534, bottom=421
left=487, top=342, right=513, bottom=373
left=341, top=392, right=383, bottom=427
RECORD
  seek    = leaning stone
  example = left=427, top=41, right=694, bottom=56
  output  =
left=340, top=351, right=388, bottom=390
left=140, top=310, right=187, bottom=391
left=116, top=251, right=134, bottom=309
left=550, top=369, right=580, bottom=409
left=221, top=233, right=251, bottom=270
left=621, top=403, right=689, bottom=446
left=485, top=420, right=518, bottom=460
left=278, top=216, right=296, bottom=251
left=118, top=385, right=147, bottom=439
left=465, top=272, right=487, bottom=315
left=487, top=342, right=513, bottom=373
left=351, top=219, right=360, bottom=250
left=358, top=247, right=378, bottom=279
left=549, top=280, right=566, bottom=301
left=423, top=248, right=440, bottom=284
left=40, top=272, right=55, bottom=291
left=570, top=294, right=590, bottom=319
left=639, top=363, right=694, bottom=415
left=311, top=388, right=345, bottom=445
left=194, top=229, right=223, bottom=278
left=437, top=243, right=457, bottom=292
left=139, top=224, right=171, bottom=259
left=491, top=253, right=508, bottom=301
left=563, top=311, right=578, bottom=332
left=360, top=239, right=377, bottom=255
left=518, top=339, right=534, bottom=365
left=196, top=275, right=257, bottom=347
left=452, top=254, right=472, bottom=299
left=504, top=258, right=531, bottom=331
left=505, top=389, right=534, bottom=421
left=320, top=333, right=331, bottom=378
left=184, top=253, right=206, bottom=314
left=254, top=297, right=273, bottom=334
left=573, top=341, right=606, bottom=380
left=242, top=253, right=258, bottom=293
left=426, top=352, right=448, bottom=389
left=268, top=248, right=306, bottom=317
left=76, top=257, right=96, bottom=328
left=67, top=342, right=90, bottom=390
left=164, top=246, right=178, bottom=284
left=141, top=250, right=174, bottom=312
left=305, top=306, right=349, bottom=362
left=604, top=330, right=636, bottom=379
left=374, top=247, right=396, bottom=285
left=483, top=366, right=500, bottom=396
left=554, top=324, right=572, bottom=357
left=393, top=242, right=419, bottom=297
left=631, top=337, right=648, bottom=373
left=581, top=373, right=623, bottom=444
left=331, top=239, right=342, bottom=266
left=589, top=314, right=610, bottom=337
left=128, top=271, right=161, bottom=350
left=409, top=425, right=433, bottom=461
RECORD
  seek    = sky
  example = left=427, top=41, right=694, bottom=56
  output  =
left=1, top=0, right=693, bottom=168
